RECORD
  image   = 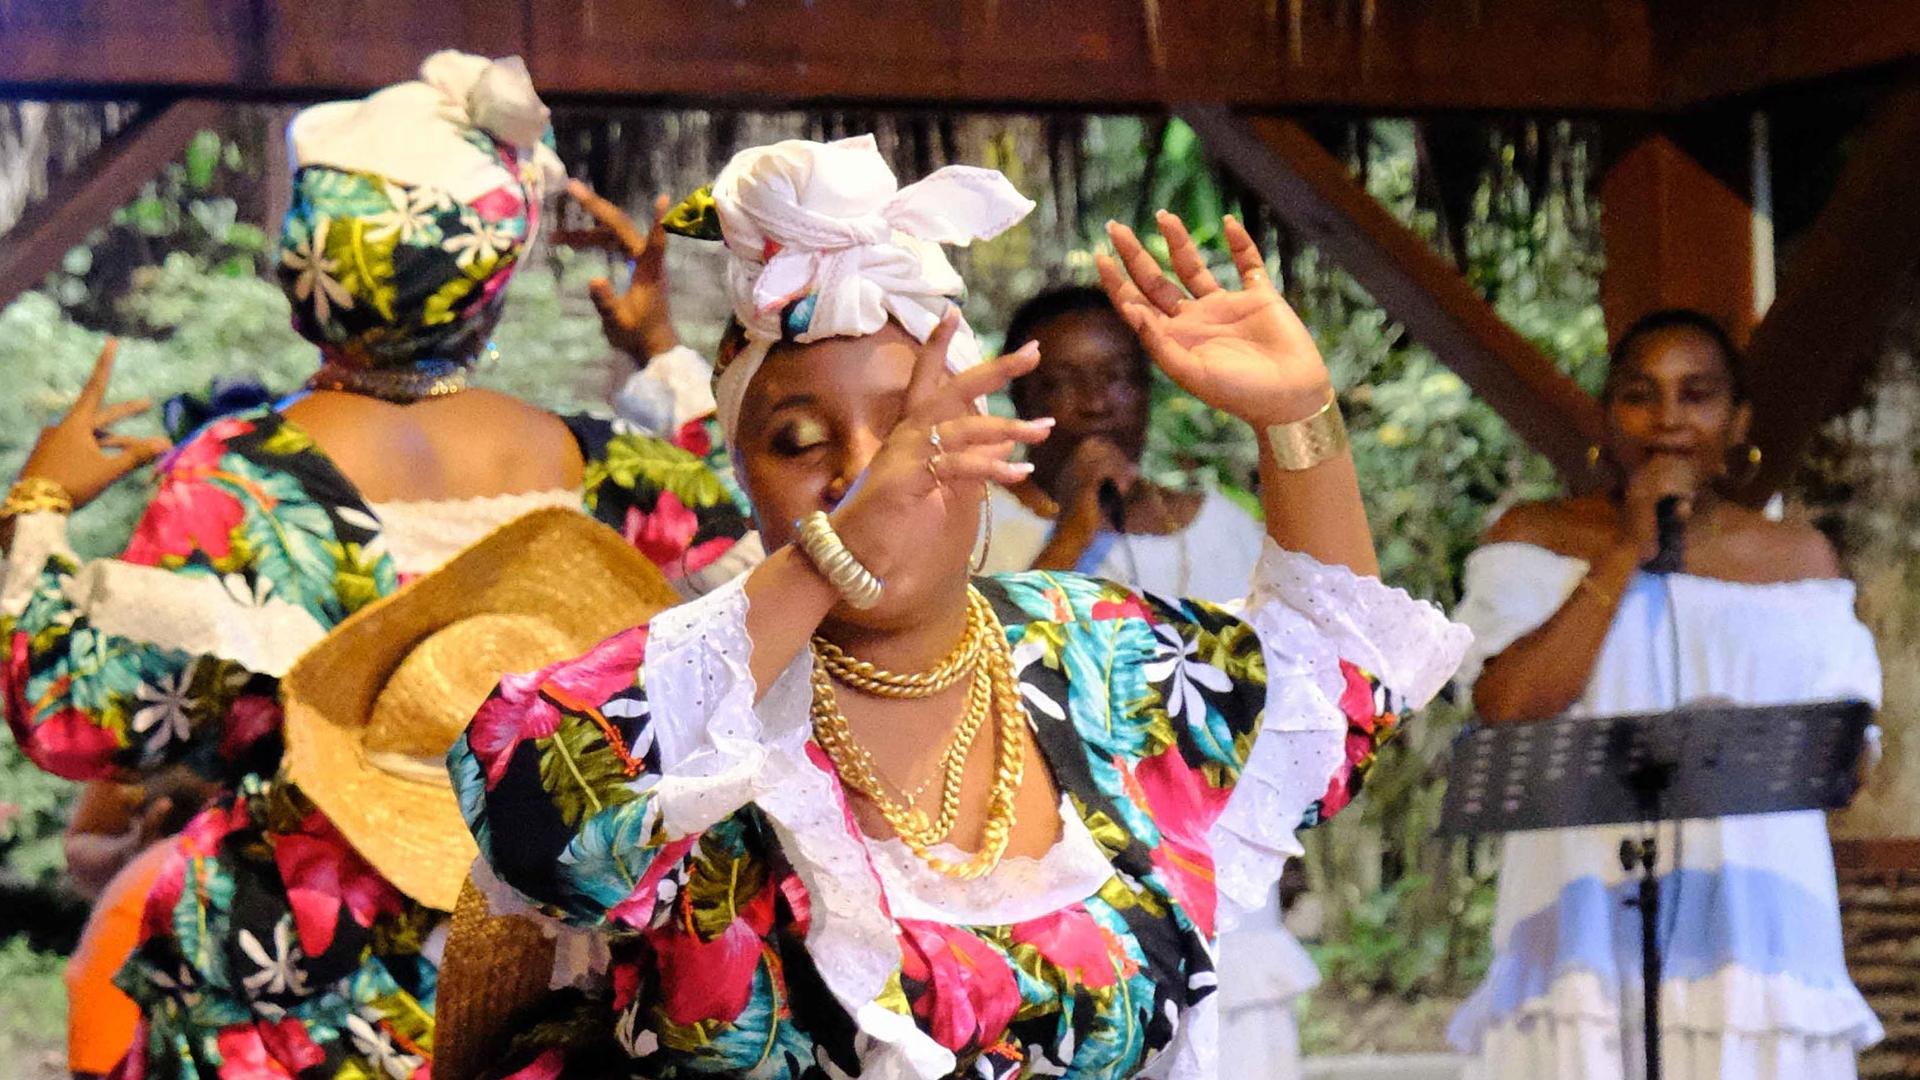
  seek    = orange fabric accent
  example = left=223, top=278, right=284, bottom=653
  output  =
left=66, top=840, right=171, bottom=1075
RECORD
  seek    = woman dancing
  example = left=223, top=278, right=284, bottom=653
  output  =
left=450, top=134, right=1468, bottom=1079
left=0, top=52, right=746, bottom=1076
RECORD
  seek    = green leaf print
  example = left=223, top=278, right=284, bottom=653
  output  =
left=324, top=218, right=400, bottom=322
left=587, top=436, right=728, bottom=510
left=537, top=713, right=640, bottom=828
left=223, top=462, right=342, bottom=623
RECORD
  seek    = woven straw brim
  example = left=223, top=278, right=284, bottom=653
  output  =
left=283, top=508, right=679, bottom=912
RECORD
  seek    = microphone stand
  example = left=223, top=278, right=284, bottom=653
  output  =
left=1623, top=494, right=1686, bottom=1080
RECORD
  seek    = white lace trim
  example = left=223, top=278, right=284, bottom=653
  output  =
left=1, top=511, right=75, bottom=617
left=1449, top=966, right=1886, bottom=1052
left=637, top=573, right=956, bottom=1079
left=1214, top=543, right=1472, bottom=930
left=366, top=488, right=582, bottom=578
left=862, top=797, right=1114, bottom=925
left=65, top=560, right=332, bottom=678
left=500, top=544, right=1465, bottom=1078
left=611, top=345, right=718, bottom=436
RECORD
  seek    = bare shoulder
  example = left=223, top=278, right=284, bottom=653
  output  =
left=1726, top=509, right=1843, bottom=581
left=1483, top=497, right=1611, bottom=556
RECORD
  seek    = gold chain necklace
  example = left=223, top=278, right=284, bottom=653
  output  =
left=814, top=590, right=991, bottom=817
left=809, top=587, right=1026, bottom=880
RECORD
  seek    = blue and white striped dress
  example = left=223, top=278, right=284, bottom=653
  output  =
left=1447, top=542, right=1883, bottom=1080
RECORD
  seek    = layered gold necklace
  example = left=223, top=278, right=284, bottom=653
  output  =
left=809, top=587, right=1025, bottom=880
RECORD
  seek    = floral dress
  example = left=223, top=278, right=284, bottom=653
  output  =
left=0, top=403, right=751, bottom=1078
left=453, top=546, right=1470, bottom=1079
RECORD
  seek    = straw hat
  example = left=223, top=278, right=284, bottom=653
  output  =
left=282, top=508, right=678, bottom=912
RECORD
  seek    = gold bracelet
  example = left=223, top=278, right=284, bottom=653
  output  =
left=794, top=511, right=884, bottom=609
left=1264, top=393, right=1349, bottom=472
left=1, top=477, right=74, bottom=519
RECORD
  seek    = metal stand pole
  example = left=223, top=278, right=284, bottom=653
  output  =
left=1620, top=835, right=1662, bottom=1080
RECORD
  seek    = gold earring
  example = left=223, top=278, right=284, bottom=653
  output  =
left=1732, top=443, right=1763, bottom=484
left=971, top=494, right=993, bottom=576
left=1585, top=444, right=1604, bottom=474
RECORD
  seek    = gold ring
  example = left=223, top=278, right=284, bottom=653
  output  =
left=928, top=426, right=946, bottom=453
left=927, top=455, right=944, bottom=487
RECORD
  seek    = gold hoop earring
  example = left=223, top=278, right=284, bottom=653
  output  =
left=971, top=493, right=993, bottom=576
left=1731, top=443, right=1763, bottom=484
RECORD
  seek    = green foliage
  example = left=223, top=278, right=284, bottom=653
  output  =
left=0, top=937, right=67, bottom=1070
left=0, top=740, right=75, bottom=887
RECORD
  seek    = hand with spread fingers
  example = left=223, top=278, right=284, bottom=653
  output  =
left=1097, top=211, right=1333, bottom=428
left=555, top=181, right=679, bottom=360
left=18, top=339, right=172, bottom=510
left=830, top=313, right=1051, bottom=589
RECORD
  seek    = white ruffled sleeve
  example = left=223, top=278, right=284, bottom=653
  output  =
left=1211, top=540, right=1472, bottom=930
left=1450, top=541, right=1590, bottom=690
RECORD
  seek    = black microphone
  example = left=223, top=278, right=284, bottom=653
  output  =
left=1645, top=495, right=1686, bottom=575
left=1096, top=479, right=1128, bottom=532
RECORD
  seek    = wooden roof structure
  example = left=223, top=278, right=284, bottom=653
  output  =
left=5, top=0, right=1920, bottom=496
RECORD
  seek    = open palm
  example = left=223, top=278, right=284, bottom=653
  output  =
left=1098, top=212, right=1332, bottom=428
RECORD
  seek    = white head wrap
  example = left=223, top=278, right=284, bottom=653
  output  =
left=708, top=135, right=1036, bottom=439
left=289, top=50, right=565, bottom=203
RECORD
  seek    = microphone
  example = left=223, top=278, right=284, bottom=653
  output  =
left=1096, top=479, right=1128, bottom=532
left=1645, top=495, right=1686, bottom=575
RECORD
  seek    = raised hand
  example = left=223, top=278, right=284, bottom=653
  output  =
left=19, top=340, right=171, bottom=509
left=1097, top=212, right=1332, bottom=427
left=554, top=182, right=679, bottom=359
left=831, top=313, right=1051, bottom=589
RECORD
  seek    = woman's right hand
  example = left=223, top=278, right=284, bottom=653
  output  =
left=830, top=314, right=1051, bottom=595
left=18, top=340, right=170, bottom=511
left=1618, top=453, right=1704, bottom=561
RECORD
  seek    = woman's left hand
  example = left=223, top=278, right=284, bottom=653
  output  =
left=18, top=339, right=171, bottom=510
left=1098, top=212, right=1332, bottom=427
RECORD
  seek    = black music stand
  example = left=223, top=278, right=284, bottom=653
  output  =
left=1438, top=698, right=1874, bottom=1080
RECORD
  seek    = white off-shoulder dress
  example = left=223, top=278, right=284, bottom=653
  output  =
left=1447, top=542, right=1884, bottom=1080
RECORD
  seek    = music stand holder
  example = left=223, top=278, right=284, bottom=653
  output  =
left=1439, top=697, right=1873, bottom=1080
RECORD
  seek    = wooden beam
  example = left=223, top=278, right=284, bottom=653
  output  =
left=1657, top=0, right=1920, bottom=107
left=2, top=0, right=1656, bottom=113
left=1740, top=79, right=1920, bottom=500
left=1599, top=119, right=1759, bottom=346
left=1181, top=106, right=1604, bottom=481
left=0, top=99, right=227, bottom=313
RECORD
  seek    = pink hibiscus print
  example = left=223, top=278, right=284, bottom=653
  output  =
left=214, top=1018, right=325, bottom=1078
left=1009, top=905, right=1123, bottom=989
left=218, top=694, right=282, bottom=764
left=898, top=919, right=1021, bottom=1053
left=23, top=707, right=121, bottom=781
left=469, top=185, right=525, bottom=224
left=274, top=813, right=406, bottom=956
left=500, top=1050, right=566, bottom=1080
left=124, top=418, right=255, bottom=565
left=622, top=494, right=734, bottom=576
left=5, top=632, right=32, bottom=742
left=1318, top=661, right=1395, bottom=820
left=1121, top=748, right=1232, bottom=937
left=672, top=419, right=713, bottom=457
left=1091, top=593, right=1154, bottom=623
left=467, top=625, right=650, bottom=787
left=645, top=875, right=776, bottom=1025
left=142, top=801, right=248, bottom=942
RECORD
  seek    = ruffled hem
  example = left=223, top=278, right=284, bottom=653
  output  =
left=1216, top=545, right=1470, bottom=927
left=1449, top=966, right=1885, bottom=1052
left=0, top=510, right=73, bottom=616
left=1251, top=540, right=1473, bottom=710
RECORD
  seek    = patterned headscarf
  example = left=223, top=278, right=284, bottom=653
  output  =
left=680, top=135, right=1035, bottom=439
left=277, top=51, right=565, bottom=372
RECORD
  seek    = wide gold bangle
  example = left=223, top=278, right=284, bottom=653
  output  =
left=794, top=511, right=884, bottom=609
left=1264, top=393, right=1349, bottom=472
left=1, top=477, right=74, bottom=519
